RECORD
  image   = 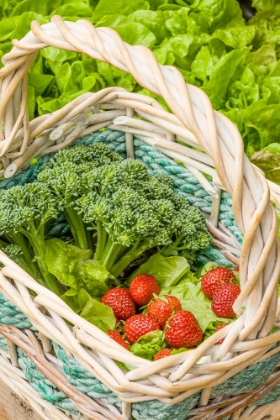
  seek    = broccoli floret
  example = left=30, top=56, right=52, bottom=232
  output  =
left=37, top=162, right=92, bottom=249
left=37, top=143, right=123, bottom=249
left=42, top=143, right=122, bottom=170
left=75, top=158, right=212, bottom=276
left=0, top=183, right=61, bottom=294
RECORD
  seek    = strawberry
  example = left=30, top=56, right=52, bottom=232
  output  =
left=129, top=274, right=160, bottom=306
left=154, top=348, right=172, bottom=361
left=233, top=267, right=239, bottom=272
left=201, top=267, right=235, bottom=299
left=147, top=296, right=182, bottom=328
left=124, top=314, right=160, bottom=344
left=108, top=330, right=130, bottom=350
left=165, top=310, right=203, bottom=349
left=101, top=288, right=136, bottom=320
left=215, top=324, right=228, bottom=345
left=212, top=284, right=240, bottom=318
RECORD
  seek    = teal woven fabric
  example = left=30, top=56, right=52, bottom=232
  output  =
left=211, top=344, right=280, bottom=398
left=0, top=294, right=32, bottom=329
left=17, top=347, right=78, bottom=414
left=54, top=343, right=200, bottom=420
left=0, top=334, right=7, bottom=351
left=254, top=382, right=280, bottom=406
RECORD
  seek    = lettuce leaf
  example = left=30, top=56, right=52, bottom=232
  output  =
left=45, top=238, right=115, bottom=329
left=133, top=255, right=232, bottom=334
left=129, top=253, right=191, bottom=288
left=2, top=0, right=280, bottom=187
left=130, top=330, right=165, bottom=360
left=160, top=279, right=231, bottom=332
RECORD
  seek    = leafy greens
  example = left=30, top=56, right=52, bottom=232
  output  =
left=2, top=0, right=280, bottom=184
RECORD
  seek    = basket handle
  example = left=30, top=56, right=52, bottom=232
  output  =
left=1, top=15, right=280, bottom=340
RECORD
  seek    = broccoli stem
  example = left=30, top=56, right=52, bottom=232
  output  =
left=99, top=237, right=124, bottom=271
left=160, top=235, right=183, bottom=257
left=110, top=240, right=152, bottom=278
left=94, top=222, right=107, bottom=261
left=4, top=232, right=40, bottom=279
left=64, top=207, right=92, bottom=250
left=22, top=226, right=61, bottom=296
left=5, top=232, right=34, bottom=264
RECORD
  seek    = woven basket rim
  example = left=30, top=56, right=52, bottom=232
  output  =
left=0, top=16, right=280, bottom=417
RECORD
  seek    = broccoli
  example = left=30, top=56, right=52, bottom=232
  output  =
left=0, top=183, right=61, bottom=295
left=37, top=143, right=123, bottom=250
left=75, top=158, right=212, bottom=277
left=0, top=142, right=212, bottom=294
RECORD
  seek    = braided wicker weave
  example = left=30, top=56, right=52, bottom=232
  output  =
left=1, top=16, right=280, bottom=420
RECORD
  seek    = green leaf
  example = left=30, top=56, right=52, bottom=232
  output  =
left=45, top=238, right=92, bottom=290
left=251, top=150, right=280, bottom=183
left=75, top=259, right=111, bottom=299
left=130, top=330, right=165, bottom=360
left=192, top=0, right=244, bottom=33
left=203, top=49, right=246, bottom=109
left=50, top=2, right=94, bottom=18
left=78, top=289, right=116, bottom=332
left=10, top=0, right=49, bottom=16
left=130, top=10, right=171, bottom=43
left=195, top=262, right=217, bottom=279
left=160, top=277, right=232, bottom=332
left=113, top=23, right=156, bottom=48
left=213, top=26, right=256, bottom=49
left=93, top=0, right=150, bottom=20
left=263, top=143, right=280, bottom=154
left=171, top=348, right=188, bottom=355
left=252, top=0, right=280, bottom=12
left=129, top=253, right=191, bottom=288
left=191, top=46, right=212, bottom=82
left=41, top=47, right=78, bottom=63
left=28, top=73, right=55, bottom=96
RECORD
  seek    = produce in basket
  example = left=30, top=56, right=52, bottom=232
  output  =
left=0, top=141, right=238, bottom=356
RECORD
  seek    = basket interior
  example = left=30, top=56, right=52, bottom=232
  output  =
left=0, top=128, right=241, bottom=269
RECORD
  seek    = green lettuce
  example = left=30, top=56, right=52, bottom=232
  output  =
left=45, top=238, right=116, bottom=329
left=2, top=0, right=280, bottom=185
left=132, top=254, right=232, bottom=334
left=130, top=330, right=166, bottom=360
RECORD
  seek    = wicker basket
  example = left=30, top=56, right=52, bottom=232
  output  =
left=1, top=15, right=280, bottom=420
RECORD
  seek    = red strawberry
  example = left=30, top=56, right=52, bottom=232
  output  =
left=201, top=267, right=235, bottom=299
left=212, top=284, right=240, bottom=318
left=165, top=310, right=203, bottom=349
left=108, top=330, right=130, bottom=350
left=233, top=267, right=239, bottom=272
left=101, top=288, right=136, bottom=320
left=129, top=274, right=160, bottom=306
left=147, top=296, right=182, bottom=328
left=154, top=348, right=172, bottom=361
left=124, top=314, right=160, bottom=344
left=215, top=324, right=228, bottom=345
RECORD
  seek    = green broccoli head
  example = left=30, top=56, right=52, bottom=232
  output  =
left=40, top=143, right=122, bottom=171
left=0, top=244, right=23, bottom=266
left=0, top=183, right=59, bottom=236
